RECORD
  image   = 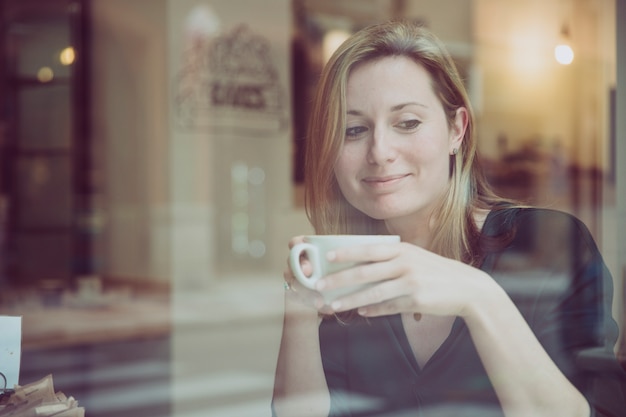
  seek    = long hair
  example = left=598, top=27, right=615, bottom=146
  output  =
left=304, top=21, right=504, bottom=266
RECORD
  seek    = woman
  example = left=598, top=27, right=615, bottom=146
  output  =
left=272, top=21, right=620, bottom=417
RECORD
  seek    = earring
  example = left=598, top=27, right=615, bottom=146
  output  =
left=452, top=148, right=459, bottom=155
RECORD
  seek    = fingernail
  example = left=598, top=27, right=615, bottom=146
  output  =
left=358, top=308, right=367, bottom=316
left=331, top=300, right=341, bottom=310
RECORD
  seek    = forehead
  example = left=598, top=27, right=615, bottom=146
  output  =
left=346, top=56, right=437, bottom=107
left=349, top=55, right=431, bottom=80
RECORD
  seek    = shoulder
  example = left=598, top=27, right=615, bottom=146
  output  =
left=482, top=205, right=601, bottom=259
left=486, top=206, right=591, bottom=237
left=483, top=206, right=601, bottom=262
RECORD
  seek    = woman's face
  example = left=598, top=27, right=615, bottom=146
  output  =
left=334, top=56, right=466, bottom=224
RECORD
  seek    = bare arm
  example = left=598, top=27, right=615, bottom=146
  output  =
left=272, top=291, right=330, bottom=417
left=462, top=271, right=590, bottom=417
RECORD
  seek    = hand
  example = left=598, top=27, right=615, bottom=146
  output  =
left=283, top=236, right=332, bottom=314
left=315, top=242, right=494, bottom=318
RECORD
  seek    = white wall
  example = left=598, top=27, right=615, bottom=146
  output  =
left=91, top=0, right=170, bottom=283
left=165, top=2, right=296, bottom=415
left=165, top=0, right=302, bottom=290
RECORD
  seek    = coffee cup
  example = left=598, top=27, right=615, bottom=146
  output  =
left=289, top=234, right=400, bottom=302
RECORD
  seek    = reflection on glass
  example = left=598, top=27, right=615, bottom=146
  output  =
left=17, top=84, right=71, bottom=149
left=17, top=155, right=72, bottom=227
left=59, top=46, right=75, bottom=66
left=36, top=66, right=54, bottom=82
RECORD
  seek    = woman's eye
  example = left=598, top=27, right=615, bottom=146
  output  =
left=397, top=119, right=421, bottom=130
left=345, top=125, right=368, bottom=139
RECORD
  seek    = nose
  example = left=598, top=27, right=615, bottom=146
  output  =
left=366, top=126, right=397, bottom=165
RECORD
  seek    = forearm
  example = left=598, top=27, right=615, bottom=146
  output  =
left=464, top=276, right=590, bottom=417
left=272, top=293, right=330, bottom=417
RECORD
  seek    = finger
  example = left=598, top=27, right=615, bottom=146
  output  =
left=283, top=269, right=328, bottom=310
left=288, top=235, right=306, bottom=249
left=318, top=303, right=335, bottom=315
left=300, top=258, right=313, bottom=277
left=285, top=254, right=313, bottom=274
left=356, top=296, right=414, bottom=317
left=285, top=254, right=314, bottom=281
left=329, top=277, right=408, bottom=312
left=317, top=258, right=403, bottom=292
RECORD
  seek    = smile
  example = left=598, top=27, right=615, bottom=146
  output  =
left=362, top=174, right=410, bottom=188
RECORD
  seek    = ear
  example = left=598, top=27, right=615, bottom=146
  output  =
left=449, top=107, right=468, bottom=154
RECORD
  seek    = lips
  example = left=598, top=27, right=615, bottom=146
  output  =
left=362, top=173, right=410, bottom=187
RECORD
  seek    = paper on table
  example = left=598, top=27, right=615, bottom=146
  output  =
left=0, top=316, right=21, bottom=389
left=0, top=374, right=84, bottom=417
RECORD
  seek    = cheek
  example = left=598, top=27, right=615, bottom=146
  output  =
left=411, top=133, right=449, bottom=167
left=333, top=164, right=350, bottom=194
left=420, top=151, right=449, bottom=178
left=333, top=153, right=359, bottom=195
left=333, top=149, right=357, bottom=178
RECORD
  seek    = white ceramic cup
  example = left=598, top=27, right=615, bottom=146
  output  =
left=77, top=275, right=102, bottom=301
left=289, top=234, right=400, bottom=302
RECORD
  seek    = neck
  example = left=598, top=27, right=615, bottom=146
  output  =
left=384, top=207, right=491, bottom=248
left=384, top=212, right=435, bottom=248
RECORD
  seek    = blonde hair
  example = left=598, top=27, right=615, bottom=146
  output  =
left=304, top=21, right=502, bottom=266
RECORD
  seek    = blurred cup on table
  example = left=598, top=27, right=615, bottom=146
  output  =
left=77, top=275, right=102, bottom=301
left=38, top=279, right=66, bottom=307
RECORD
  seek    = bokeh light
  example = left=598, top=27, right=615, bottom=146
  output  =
left=59, top=46, right=76, bottom=66
left=554, top=44, right=574, bottom=65
left=37, top=67, right=54, bottom=82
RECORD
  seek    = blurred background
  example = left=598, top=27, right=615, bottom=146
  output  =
left=0, top=0, right=624, bottom=416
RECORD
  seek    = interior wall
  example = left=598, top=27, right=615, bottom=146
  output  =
left=404, top=0, right=473, bottom=43
left=166, top=0, right=299, bottom=291
left=166, top=1, right=294, bottom=416
left=473, top=0, right=614, bottom=165
left=91, top=0, right=170, bottom=283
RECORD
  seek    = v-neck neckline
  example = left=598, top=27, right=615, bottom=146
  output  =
left=388, top=314, right=464, bottom=374
left=385, top=208, right=503, bottom=374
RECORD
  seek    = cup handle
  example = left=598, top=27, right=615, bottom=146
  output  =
left=289, top=242, right=321, bottom=289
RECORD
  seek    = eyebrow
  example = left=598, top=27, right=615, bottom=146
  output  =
left=347, top=102, right=428, bottom=116
left=391, top=102, right=428, bottom=111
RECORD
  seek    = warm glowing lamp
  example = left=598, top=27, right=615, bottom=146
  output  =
left=59, top=46, right=75, bottom=66
left=554, top=44, right=574, bottom=65
left=37, top=67, right=54, bottom=82
left=555, top=24, right=574, bottom=65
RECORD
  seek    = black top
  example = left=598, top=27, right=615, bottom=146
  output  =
left=319, top=207, right=623, bottom=416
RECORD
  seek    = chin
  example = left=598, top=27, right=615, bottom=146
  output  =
left=361, top=200, right=432, bottom=222
left=359, top=205, right=409, bottom=221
